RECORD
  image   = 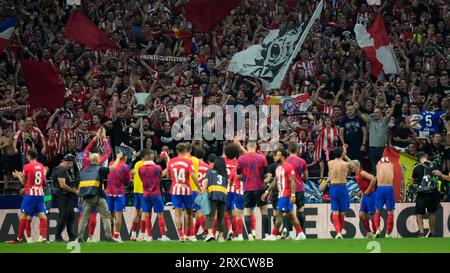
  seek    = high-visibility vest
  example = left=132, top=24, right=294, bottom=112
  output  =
left=79, top=165, right=102, bottom=198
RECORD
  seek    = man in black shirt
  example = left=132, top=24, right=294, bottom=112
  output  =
left=412, top=152, right=441, bottom=238
left=339, top=104, right=367, bottom=164
left=422, top=133, right=445, bottom=170
left=52, top=154, right=79, bottom=242
left=110, top=104, right=132, bottom=148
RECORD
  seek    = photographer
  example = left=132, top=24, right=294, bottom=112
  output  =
left=412, top=152, right=442, bottom=238
left=52, top=154, right=79, bottom=242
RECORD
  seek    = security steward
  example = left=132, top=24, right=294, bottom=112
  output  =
left=53, top=154, right=78, bottom=242
left=77, top=151, right=123, bottom=242
left=412, top=152, right=442, bottom=238
left=203, top=157, right=229, bottom=242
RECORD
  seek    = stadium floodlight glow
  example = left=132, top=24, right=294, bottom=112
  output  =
left=133, top=92, right=150, bottom=151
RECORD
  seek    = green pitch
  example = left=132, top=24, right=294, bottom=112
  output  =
left=1, top=238, right=450, bottom=253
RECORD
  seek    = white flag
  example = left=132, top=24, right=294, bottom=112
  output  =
left=227, top=0, right=323, bottom=90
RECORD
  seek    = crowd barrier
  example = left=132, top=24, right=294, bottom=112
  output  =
left=1, top=203, right=449, bottom=242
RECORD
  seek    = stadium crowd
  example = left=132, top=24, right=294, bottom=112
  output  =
left=0, top=0, right=449, bottom=204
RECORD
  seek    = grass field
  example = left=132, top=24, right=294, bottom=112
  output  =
left=1, top=238, right=450, bottom=253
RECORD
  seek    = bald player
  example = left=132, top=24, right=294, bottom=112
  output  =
left=327, top=146, right=350, bottom=239
left=373, top=157, right=395, bottom=238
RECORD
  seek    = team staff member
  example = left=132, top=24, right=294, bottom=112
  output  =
left=413, top=152, right=442, bottom=237
left=77, top=152, right=124, bottom=243
left=53, top=154, right=79, bottom=242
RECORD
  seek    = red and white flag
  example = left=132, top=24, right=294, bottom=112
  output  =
left=354, top=15, right=399, bottom=77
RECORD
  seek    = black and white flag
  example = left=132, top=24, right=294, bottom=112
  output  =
left=227, top=0, right=323, bottom=90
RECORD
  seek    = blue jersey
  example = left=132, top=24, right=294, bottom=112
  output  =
left=419, top=110, right=444, bottom=134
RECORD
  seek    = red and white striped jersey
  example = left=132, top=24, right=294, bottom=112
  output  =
left=319, top=104, right=334, bottom=117
left=276, top=163, right=295, bottom=198
left=314, top=125, right=339, bottom=161
left=10, top=120, right=23, bottom=134
left=14, top=127, right=46, bottom=155
left=292, top=60, right=315, bottom=77
left=168, top=156, right=194, bottom=196
left=197, top=161, right=210, bottom=191
left=224, top=157, right=237, bottom=193
left=56, top=129, right=75, bottom=154
left=23, top=161, right=46, bottom=196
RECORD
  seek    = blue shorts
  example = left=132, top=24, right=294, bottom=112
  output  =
left=226, top=192, right=235, bottom=211
left=330, top=184, right=350, bottom=212
left=21, top=195, right=46, bottom=216
left=233, top=194, right=244, bottom=210
left=360, top=192, right=376, bottom=214
left=375, top=186, right=395, bottom=211
left=276, top=197, right=293, bottom=212
left=134, top=193, right=143, bottom=209
left=172, top=194, right=193, bottom=210
left=106, top=196, right=126, bottom=213
left=192, top=191, right=201, bottom=211
left=142, top=195, right=165, bottom=213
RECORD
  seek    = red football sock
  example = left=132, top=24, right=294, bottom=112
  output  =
left=371, top=219, right=376, bottom=233
left=131, top=222, right=138, bottom=232
left=194, top=218, right=201, bottom=235
left=232, top=215, right=237, bottom=235
left=184, top=226, right=191, bottom=237
left=236, top=218, right=243, bottom=235
left=78, top=213, right=82, bottom=226
left=17, top=219, right=26, bottom=240
left=332, top=214, right=341, bottom=233
left=250, top=214, right=256, bottom=231
left=146, top=216, right=152, bottom=237
left=271, top=226, right=278, bottom=236
left=39, top=219, right=47, bottom=238
left=177, top=228, right=184, bottom=239
left=224, top=214, right=231, bottom=232
left=158, top=215, right=166, bottom=236
left=374, top=211, right=381, bottom=232
left=295, top=224, right=303, bottom=234
left=88, top=213, right=97, bottom=236
left=387, top=213, right=394, bottom=235
left=140, top=219, right=146, bottom=234
left=199, top=216, right=206, bottom=233
left=363, top=219, right=371, bottom=233
left=25, top=219, right=31, bottom=238
left=339, top=214, right=345, bottom=229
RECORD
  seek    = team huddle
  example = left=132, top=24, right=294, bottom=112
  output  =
left=7, top=137, right=396, bottom=244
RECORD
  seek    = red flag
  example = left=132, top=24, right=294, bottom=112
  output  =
left=64, top=10, right=119, bottom=51
left=185, top=0, right=240, bottom=32
left=21, top=60, right=65, bottom=111
left=382, top=146, right=402, bottom=202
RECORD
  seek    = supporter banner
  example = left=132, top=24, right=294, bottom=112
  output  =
left=264, top=93, right=312, bottom=115
left=1, top=203, right=449, bottom=242
left=140, top=55, right=187, bottom=63
left=227, top=0, right=323, bottom=90
left=0, top=104, right=30, bottom=113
